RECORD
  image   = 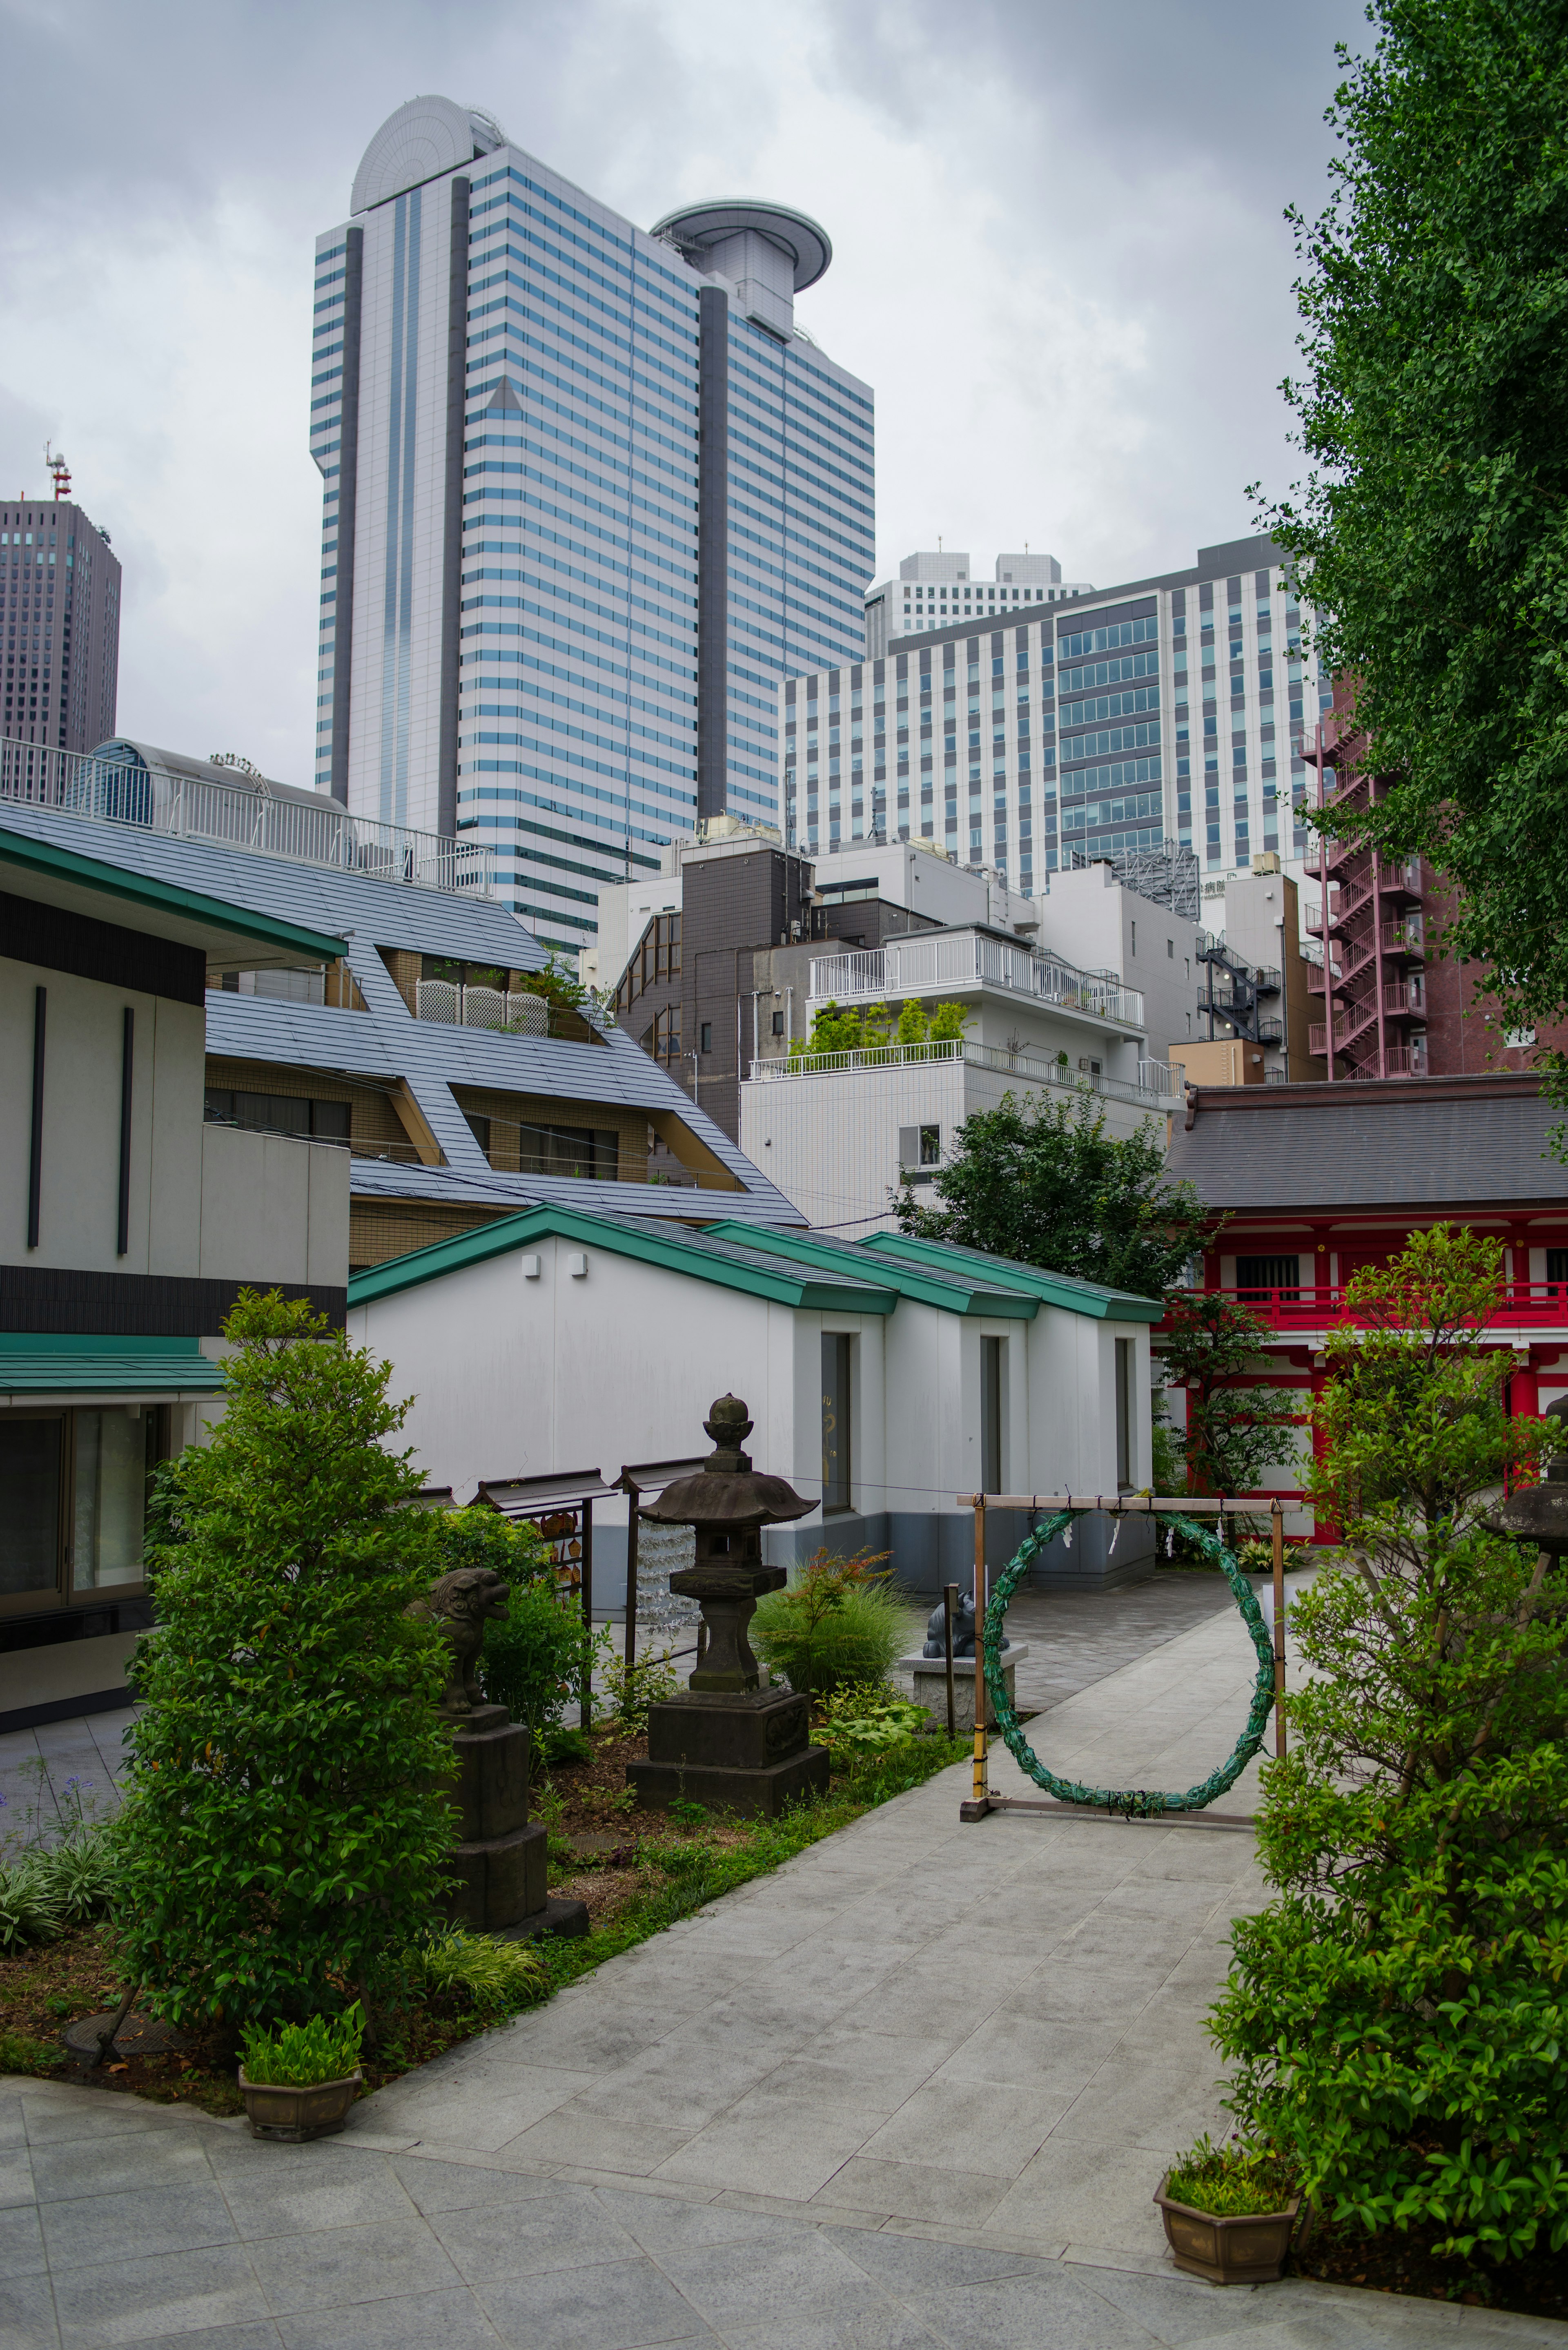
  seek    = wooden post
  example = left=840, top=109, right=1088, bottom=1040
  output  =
left=960, top=1497, right=991, bottom=1818
left=942, top=1582, right=957, bottom=1739
left=580, top=1498, right=595, bottom=1732
left=1271, top=1497, right=1287, bottom=1761
left=622, top=1476, right=640, bottom=1677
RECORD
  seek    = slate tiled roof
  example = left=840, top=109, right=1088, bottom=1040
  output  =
left=1166, top=1077, right=1568, bottom=1212
left=0, top=800, right=801, bottom=1226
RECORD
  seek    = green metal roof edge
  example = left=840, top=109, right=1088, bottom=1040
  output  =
left=0, top=1333, right=208, bottom=1354
left=347, top=1202, right=900, bottom=1313
left=705, top=1221, right=1037, bottom=1318
left=0, top=822, right=348, bottom=961
left=0, top=1355, right=227, bottom=1394
left=860, top=1232, right=1163, bottom=1322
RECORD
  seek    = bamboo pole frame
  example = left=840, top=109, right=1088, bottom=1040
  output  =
left=956, top=1489, right=1295, bottom=1826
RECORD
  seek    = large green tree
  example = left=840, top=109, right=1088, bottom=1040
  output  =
left=896, top=1085, right=1207, bottom=1297
left=1267, top=2, right=1568, bottom=1043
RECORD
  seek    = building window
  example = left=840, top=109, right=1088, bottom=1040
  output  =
left=771, top=1010, right=785, bottom=1036
left=699, top=1021, right=713, bottom=1055
left=821, top=1333, right=852, bottom=1514
left=1, top=1407, right=164, bottom=1616
left=1236, top=1254, right=1300, bottom=1300
left=981, top=1336, right=1005, bottom=1497
left=1548, top=1249, right=1568, bottom=1287
left=1114, top=1337, right=1134, bottom=1491
left=204, top=1090, right=351, bottom=1143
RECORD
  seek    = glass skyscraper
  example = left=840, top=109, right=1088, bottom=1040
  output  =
left=312, top=98, right=873, bottom=952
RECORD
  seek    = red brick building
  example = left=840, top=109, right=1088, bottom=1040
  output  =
left=1163, top=1072, right=1568, bottom=1536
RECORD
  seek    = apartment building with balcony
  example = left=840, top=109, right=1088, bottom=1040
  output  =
left=0, top=741, right=803, bottom=1282
left=1, top=809, right=350, bottom=1729
left=740, top=911, right=1190, bottom=1235
left=1163, top=1072, right=1568, bottom=1536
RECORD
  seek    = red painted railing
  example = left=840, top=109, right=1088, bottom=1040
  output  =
left=1198, top=1283, right=1568, bottom=1334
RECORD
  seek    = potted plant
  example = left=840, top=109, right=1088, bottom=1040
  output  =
left=238, top=2002, right=365, bottom=2142
left=1154, top=2136, right=1301, bottom=2285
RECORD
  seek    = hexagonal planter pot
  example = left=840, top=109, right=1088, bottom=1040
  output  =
left=238, top=2068, right=362, bottom=2143
left=1154, top=2174, right=1301, bottom=2285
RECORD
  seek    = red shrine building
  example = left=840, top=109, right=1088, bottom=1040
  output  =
left=1163, top=1072, right=1568, bottom=1536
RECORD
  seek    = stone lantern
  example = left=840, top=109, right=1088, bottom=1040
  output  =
left=628, top=1394, right=831, bottom=1819
left=1489, top=1396, right=1568, bottom=1558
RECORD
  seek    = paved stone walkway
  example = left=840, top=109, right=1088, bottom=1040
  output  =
left=7, top=1580, right=1562, bottom=2344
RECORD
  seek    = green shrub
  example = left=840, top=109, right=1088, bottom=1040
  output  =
left=418, top=1928, right=547, bottom=2010
left=752, top=1550, right=906, bottom=1696
left=600, top=1647, right=679, bottom=1730
left=541, top=1726, right=594, bottom=1768
left=42, top=1830, right=119, bottom=1927
left=1165, top=2134, right=1296, bottom=2218
left=479, top=1579, right=602, bottom=1750
left=114, top=1292, right=458, bottom=2039
left=241, top=2002, right=364, bottom=2085
left=817, top=1683, right=928, bottom=1764
left=1209, top=1228, right=1567, bottom=2269
left=0, top=1861, right=65, bottom=1952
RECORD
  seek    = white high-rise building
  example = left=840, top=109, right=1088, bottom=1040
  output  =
left=311, top=99, right=873, bottom=953
left=862, top=549, right=1095, bottom=657
left=780, top=535, right=1332, bottom=907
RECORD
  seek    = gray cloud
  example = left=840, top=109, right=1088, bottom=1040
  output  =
left=0, top=0, right=1368, bottom=784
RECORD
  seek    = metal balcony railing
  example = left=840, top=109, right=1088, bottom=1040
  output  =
left=746, top=1035, right=1182, bottom=1110
left=805, top=930, right=1144, bottom=1030
left=414, top=981, right=549, bottom=1035
left=0, top=736, right=494, bottom=896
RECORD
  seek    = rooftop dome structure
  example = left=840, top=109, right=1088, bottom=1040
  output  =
left=351, top=97, right=506, bottom=214
left=651, top=200, right=831, bottom=339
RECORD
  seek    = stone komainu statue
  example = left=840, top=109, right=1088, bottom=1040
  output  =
left=407, top=1567, right=510, bottom=1713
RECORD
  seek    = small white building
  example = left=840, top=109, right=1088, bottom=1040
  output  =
left=346, top=1204, right=1161, bottom=1596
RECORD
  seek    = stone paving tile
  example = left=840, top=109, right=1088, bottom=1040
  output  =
left=475, top=2254, right=716, bottom=2349
left=245, top=2219, right=464, bottom=2317
left=0, top=2273, right=60, bottom=2350
left=0, top=2201, right=46, bottom=2278
left=427, top=2183, right=641, bottom=2283
left=41, top=2181, right=240, bottom=2274
left=274, top=2290, right=499, bottom=2350
left=51, top=2243, right=270, bottom=2350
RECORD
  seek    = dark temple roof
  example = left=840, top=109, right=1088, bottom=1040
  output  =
left=1166, top=1075, right=1568, bottom=1214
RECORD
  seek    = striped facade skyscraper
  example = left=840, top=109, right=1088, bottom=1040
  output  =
left=311, top=98, right=873, bottom=952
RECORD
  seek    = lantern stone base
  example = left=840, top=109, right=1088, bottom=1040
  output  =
left=629, top=1688, right=831, bottom=1819
left=448, top=1819, right=549, bottom=1931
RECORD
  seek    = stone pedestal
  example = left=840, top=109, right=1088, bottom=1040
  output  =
left=899, top=1643, right=1028, bottom=1733
left=629, top=1687, right=831, bottom=1819
left=443, top=1703, right=586, bottom=1938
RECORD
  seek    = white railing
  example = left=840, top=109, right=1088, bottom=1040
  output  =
left=805, top=930, right=1144, bottom=1030
left=415, top=981, right=549, bottom=1034
left=747, top=1036, right=1181, bottom=1112
left=0, top=736, right=493, bottom=896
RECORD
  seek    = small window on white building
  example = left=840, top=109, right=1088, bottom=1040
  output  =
left=981, top=1336, right=1005, bottom=1497
left=822, top=1335, right=853, bottom=1514
left=1115, top=1338, right=1134, bottom=1491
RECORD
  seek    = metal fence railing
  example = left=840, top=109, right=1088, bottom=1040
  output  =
left=0, top=736, right=493, bottom=897
left=804, top=930, right=1145, bottom=1030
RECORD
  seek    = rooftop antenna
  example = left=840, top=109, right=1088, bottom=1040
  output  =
left=45, top=442, right=71, bottom=502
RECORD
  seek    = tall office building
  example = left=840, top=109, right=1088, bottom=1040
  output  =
left=1, top=492, right=120, bottom=751
left=312, top=97, right=873, bottom=952
left=780, top=534, right=1334, bottom=905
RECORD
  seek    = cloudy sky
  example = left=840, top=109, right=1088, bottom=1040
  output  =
left=0, top=0, right=1368, bottom=785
